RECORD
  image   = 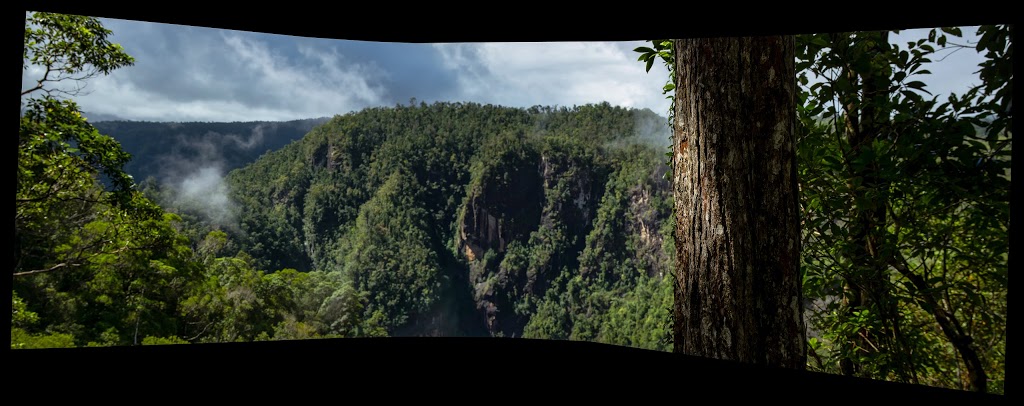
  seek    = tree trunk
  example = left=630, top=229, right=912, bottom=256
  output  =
left=839, top=31, right=903, bottom=380
left=671, top=36, right=806, bottom=369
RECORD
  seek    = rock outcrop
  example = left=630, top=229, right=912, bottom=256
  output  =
left=456, top=145, right=603, bottom=337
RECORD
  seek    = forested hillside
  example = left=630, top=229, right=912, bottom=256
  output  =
left=16, top=97, right=677, bottom=350
left=223, top=102, right=675, bottom=343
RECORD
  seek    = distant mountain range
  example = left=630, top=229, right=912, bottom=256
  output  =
left=16, top=108, right=329, bottom=186
left=82, top=111, right=128, bottom=122
left=90, top=117, right=330, bottom=185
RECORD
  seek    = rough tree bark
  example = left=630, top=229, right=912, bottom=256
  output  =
left=672, top=36, right=806, bottom=369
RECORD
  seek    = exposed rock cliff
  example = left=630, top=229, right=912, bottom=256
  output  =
left=456, top=140, right=606, bottom=337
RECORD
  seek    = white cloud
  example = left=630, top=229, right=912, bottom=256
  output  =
left=26, top=14, right=673, bottom=122
left=175, top=165, right=236, bottom=227
left=433, top=41, right=672, bottom=115
left=72, top=77, right=314, bottom=122
left=22, top=16, right=991, bottom=125
left=65, top=25, right=388, bottom=122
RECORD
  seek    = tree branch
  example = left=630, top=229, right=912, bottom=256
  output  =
left=888, top=250, right=989, bottom=392
left=21, top=65, right=52, bottom=96
left=13, top=261, right=78, bottom=277
left=13, top=242, right=137, bottom=278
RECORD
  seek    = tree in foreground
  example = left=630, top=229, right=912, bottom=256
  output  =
left=670, top=36, right=806, bottom=368
left=15, top=12, right=187, bottom=347
left=797, top=26, right=1009, bottom=393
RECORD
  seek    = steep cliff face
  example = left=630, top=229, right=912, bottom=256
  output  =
left=457, top=170, right=543, bottom=263
left=624, top=164, right=672, bottom=278
left=455, top=138, right=605, bottom=337
left=309, top=140, right=340, bottom=172
left=454, top=140, right=543, bottom=336
left=537, top=150, right=600, bottom=241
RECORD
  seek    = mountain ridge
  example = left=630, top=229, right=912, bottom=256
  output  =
left=207, top=101, right=674, bottom=342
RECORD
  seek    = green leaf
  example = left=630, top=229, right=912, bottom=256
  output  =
left=941, top=26, right=963, bottom=37
left=906, top=81, right=928, bottom=92
left=976, top=27, right=996, bottom=51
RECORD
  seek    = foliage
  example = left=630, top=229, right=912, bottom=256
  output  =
left=17, top=15, right=1007, bottom=393
left=634, top=40, right=676, bottom=121
left=179, top=255, right=274, bottom=342
left=141, top=335, right=189, bottom=345
left=635, top=40, right=676, bottom=179
left=634, top=26, right=1008, bottom=393
left=795, top=26, right=1009, bottom=393
left=522, top=145, right=673, bottom=350
left=343, top=170, right=443, bottom=330
left=15, top=12, right=677, bottom=355
left=10, top=291, right=77, bottom=349
left=23, top=12, right=134, bottom=97
left=16, top=12, right=186, bottom=348
left=11, top=328, right=77, bottom=349
left=18, top=97, right=155, bottom=214
left=222, top=101, right=675, bottom=339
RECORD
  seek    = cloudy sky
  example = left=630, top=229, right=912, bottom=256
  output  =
left=21, top=16, right=990, bottom=123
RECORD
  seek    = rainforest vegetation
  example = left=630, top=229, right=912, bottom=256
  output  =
left=13, top=12, right=1009, bottom=394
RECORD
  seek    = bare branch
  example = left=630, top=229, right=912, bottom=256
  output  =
left=21, top=65, right=52, bottom=96
left=13, top=261, right=78, bottom=276
left=13, top=241, right=139, bottom=278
